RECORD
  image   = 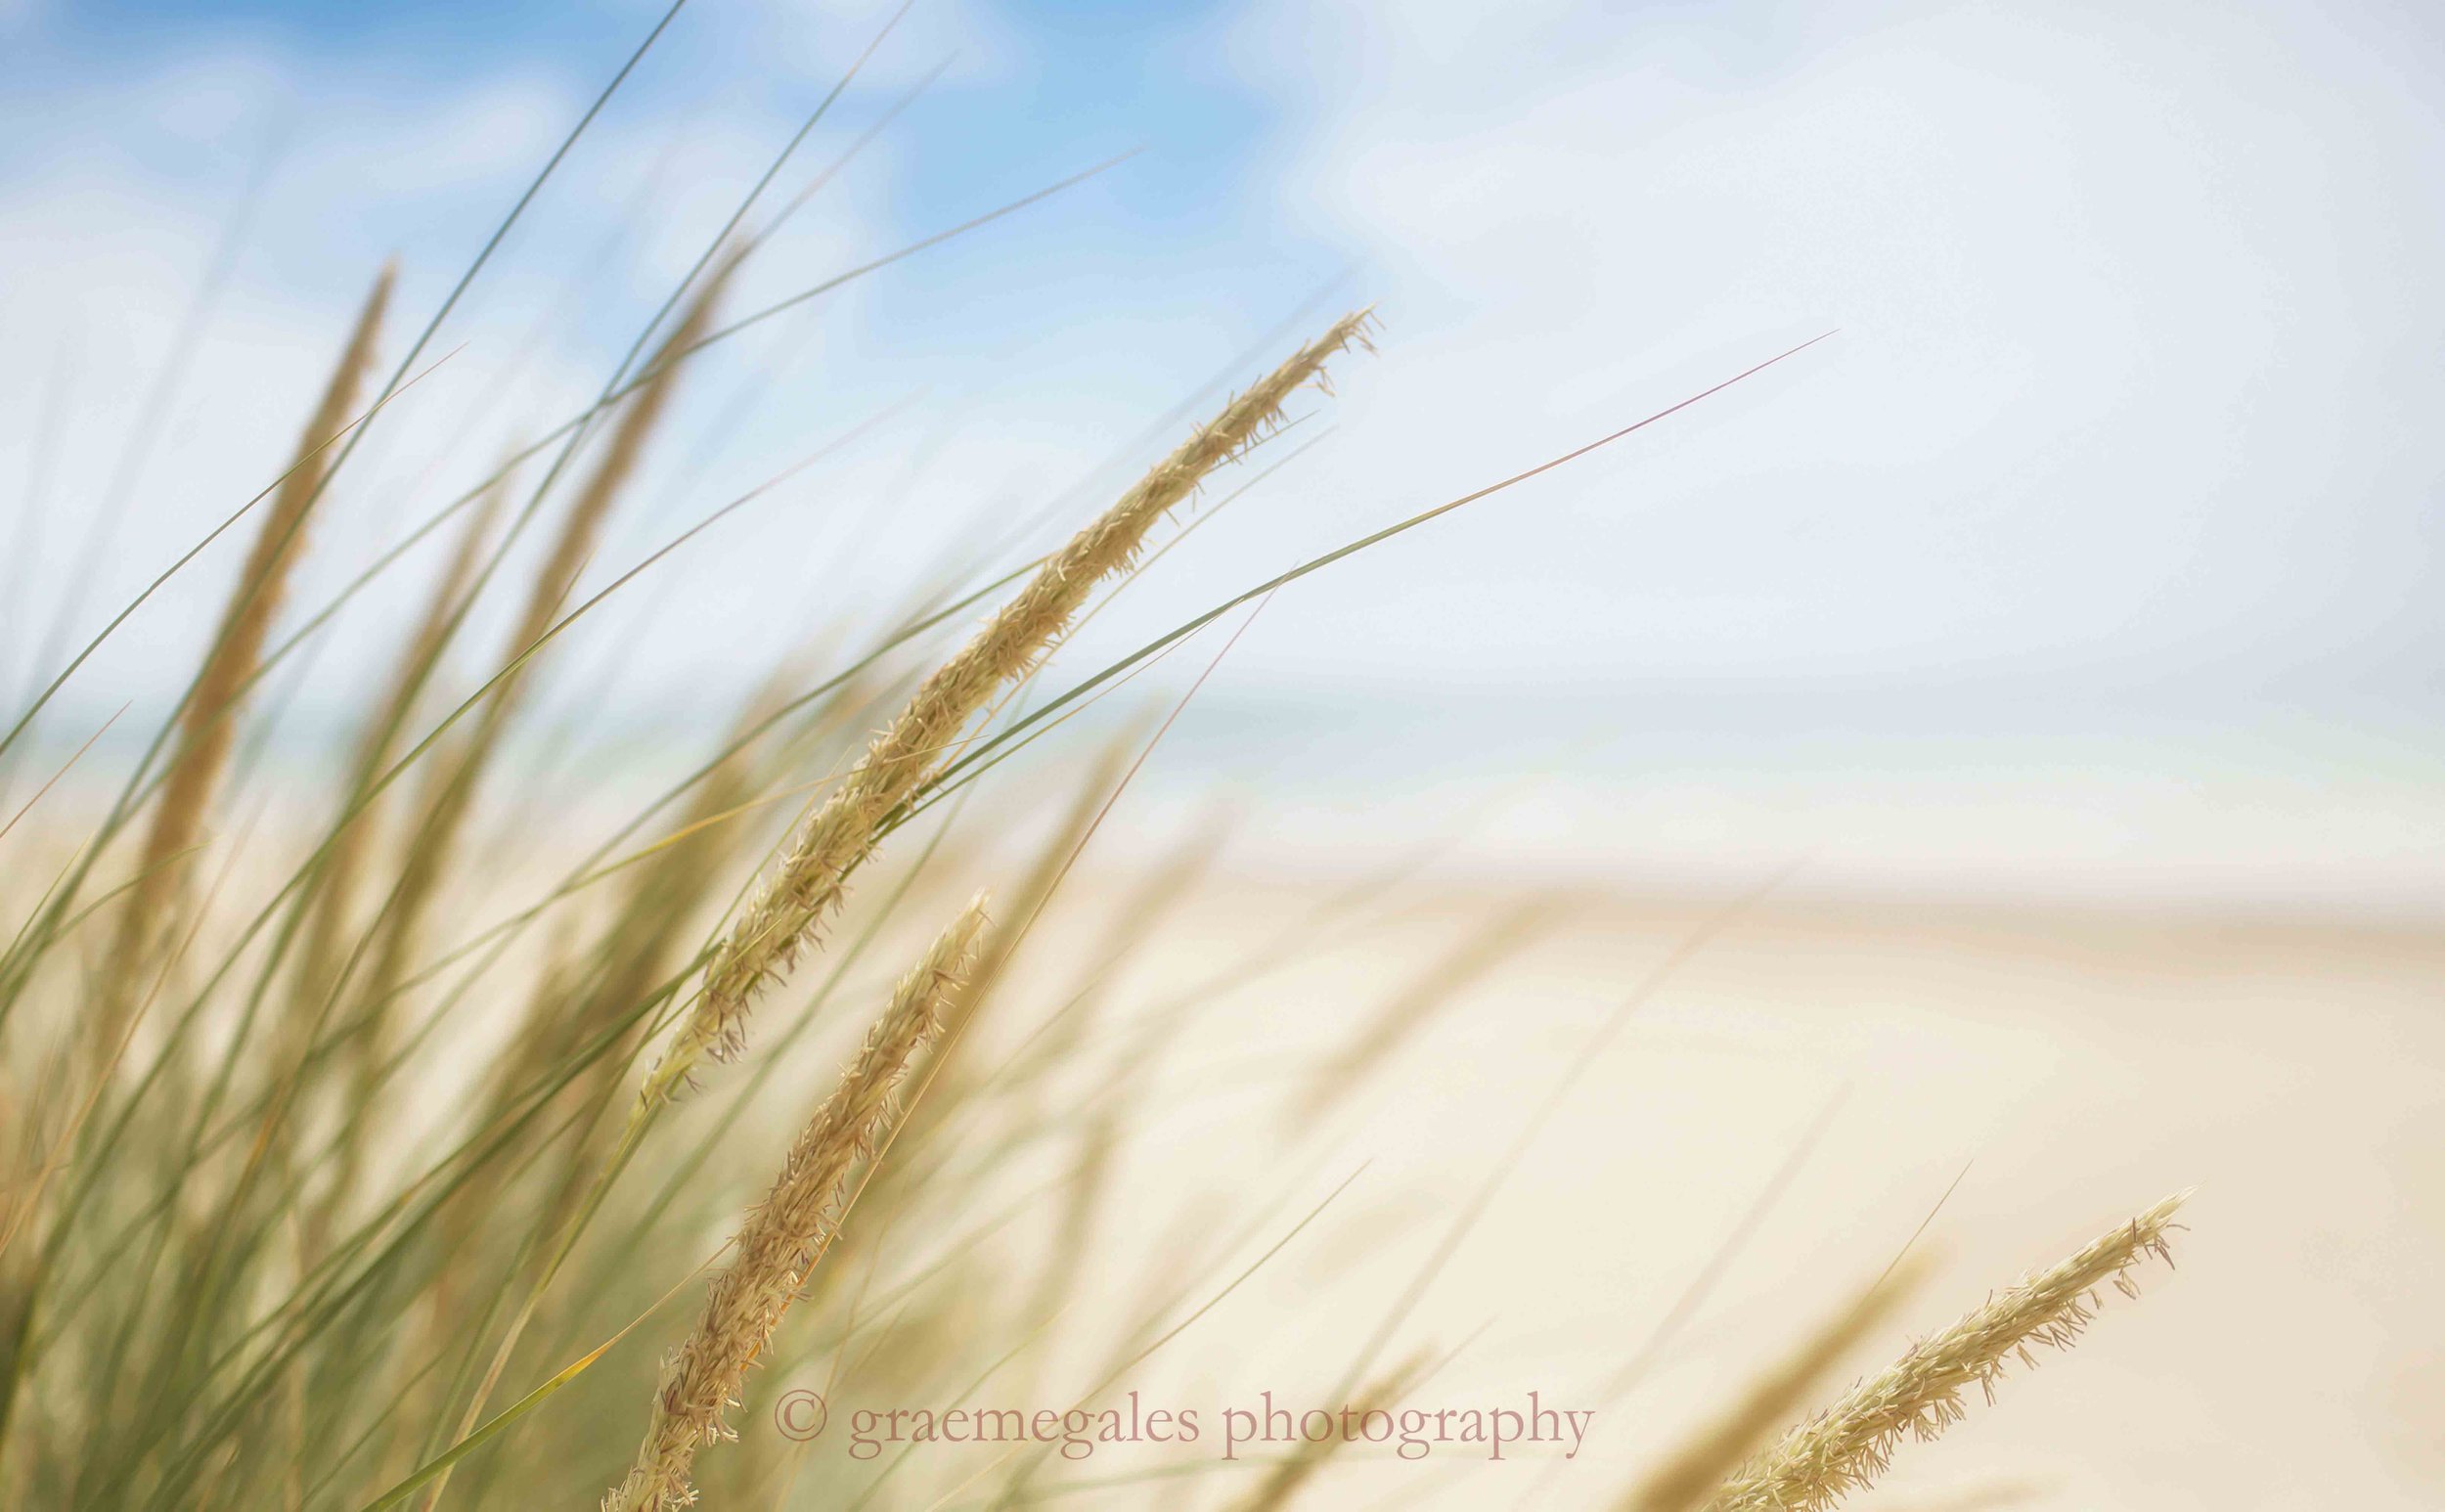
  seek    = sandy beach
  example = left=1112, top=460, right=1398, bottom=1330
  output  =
left=972, top=873, right=2445, bottom=1509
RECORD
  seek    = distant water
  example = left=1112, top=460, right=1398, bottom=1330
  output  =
left=1139, top=685, right=2445, bottom=917
left=21, top=682, right=2444, bottom=919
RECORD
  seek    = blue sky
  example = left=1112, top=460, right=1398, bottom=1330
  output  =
left=0, top=0, right=1329, bottom=358
left=4, top=0, right=2443, bottom=744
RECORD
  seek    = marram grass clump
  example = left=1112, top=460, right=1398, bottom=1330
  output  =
left=0, top=22, right=2199, bottom=1509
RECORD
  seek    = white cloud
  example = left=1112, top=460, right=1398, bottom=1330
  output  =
left=1206, top=0, right=2445, bottom=695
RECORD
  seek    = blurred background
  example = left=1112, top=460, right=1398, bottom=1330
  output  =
left=1, top=0, right=2439, bottom=1506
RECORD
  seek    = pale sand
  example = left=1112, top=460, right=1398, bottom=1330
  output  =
left=992, top=877, right=2445, bottom=1509
left=15, top=800, right=2430, bottom=1505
